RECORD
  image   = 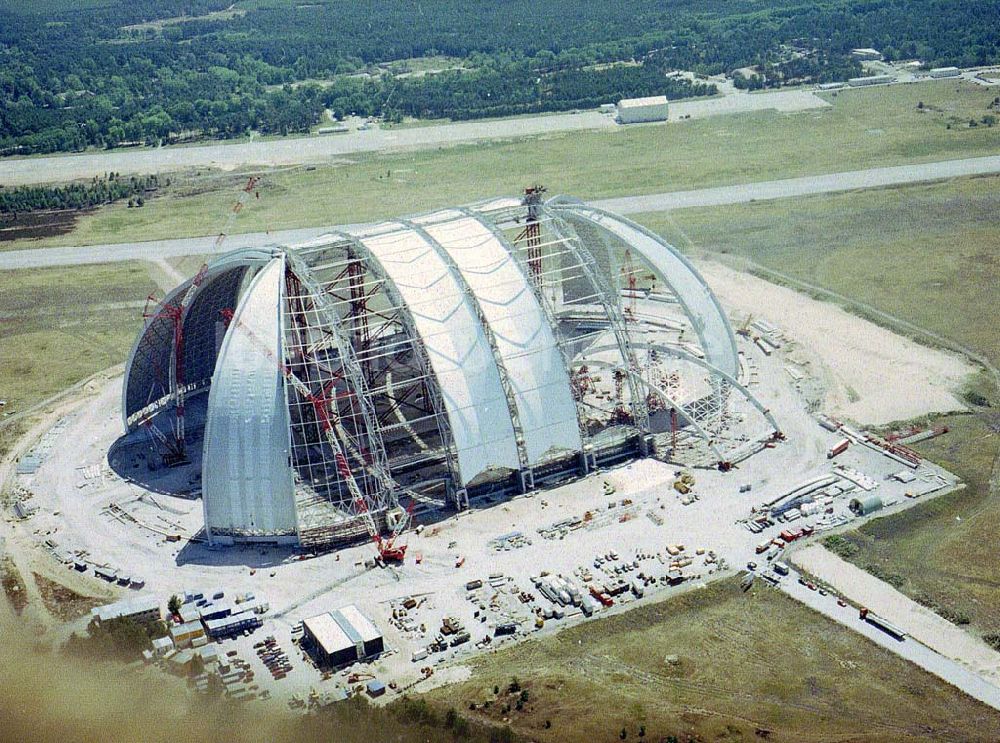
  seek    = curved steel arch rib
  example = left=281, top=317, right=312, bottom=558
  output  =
left=349, top=222, right=520, bottom=485
left=408, top=211, right=583, bottom=467
left=579, top=356, right=727, bottom=465
left=121, top=248, right=277, bottom=430
left=586, top=341, right=781, bottom=462
left=307, top=228, right=463, bottom=490
left=549, top=203, right=740, bottom=380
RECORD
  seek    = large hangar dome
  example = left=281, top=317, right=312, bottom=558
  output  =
left=119, top=192, right=779, bottom=548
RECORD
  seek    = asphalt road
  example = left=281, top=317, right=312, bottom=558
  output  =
left=780, top=567, right=1000, bottom=713
left=0, top=89, right=831, bottom=187
left=2, top=154, right=998, bottom=272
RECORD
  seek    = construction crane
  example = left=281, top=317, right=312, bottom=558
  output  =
left=140, top=261, right=210, bottom=465
left=220, top=305, right=409, bottom=563
left=736, top=313, right=754, bottom=338
left=516, top=185, right=547, bottom=286
left=621, top=248, right=638, bottom=319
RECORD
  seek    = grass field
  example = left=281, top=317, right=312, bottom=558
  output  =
left=427, top=578, right=1000, bottom=742
left=825, top=412, right=1000, bottom=637
left=635, top=173, right=1000, bottom=638
left=0, top=262, right=155, bottom=412
left=637, top=173, right=1000, bottom=366
left=5, top=79, right=1000, bottom=252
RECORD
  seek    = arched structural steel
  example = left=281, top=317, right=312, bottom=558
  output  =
left=120, top=193, right=780, bottom=548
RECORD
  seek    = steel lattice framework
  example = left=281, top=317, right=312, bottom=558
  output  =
left=121, top=194, right=781, bottom=547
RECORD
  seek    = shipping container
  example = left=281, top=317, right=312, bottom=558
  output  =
left=827, top=439, right=850, bottom=458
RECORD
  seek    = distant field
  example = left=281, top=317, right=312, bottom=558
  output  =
left=5, top=80, right=1000, bottom=252
left=636, top=173, right=1000, bottom=638
left=427, top=578, right=1000, bottom=742
left=638, top=173, right=1000, bottom=366
left=0, top=262, right=154, bottom=412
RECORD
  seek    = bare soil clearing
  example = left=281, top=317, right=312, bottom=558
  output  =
left=695, top=259, right=975, bottom=425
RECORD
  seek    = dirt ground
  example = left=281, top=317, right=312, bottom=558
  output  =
left=0, top=210, right=88, bottom=242
left=33, top=572, right=107, bottom=623
left=695, top=259, right=975, bottom=425
left=792, top=544, right=1000, bottom=685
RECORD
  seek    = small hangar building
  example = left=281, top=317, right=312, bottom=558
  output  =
left=617, top=95, right=669, bottom=124
left=303, top=605, right=384, bottom=668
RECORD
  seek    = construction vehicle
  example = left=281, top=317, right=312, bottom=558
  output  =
left=221, top=304, right=410, bottom=564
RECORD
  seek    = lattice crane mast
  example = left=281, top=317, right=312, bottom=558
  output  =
left=140, top=261, right=210, bottom=464
left=220, top=306, right=408, bottom=563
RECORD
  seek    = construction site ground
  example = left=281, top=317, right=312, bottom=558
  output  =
left=3, top=312, right=971, bottom=706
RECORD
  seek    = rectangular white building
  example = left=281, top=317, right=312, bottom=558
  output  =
left=617, top=95, right=669, bottom=124
left=929, top=66, right=960, bottom=78
left=91, top=595, right=161, bottom=625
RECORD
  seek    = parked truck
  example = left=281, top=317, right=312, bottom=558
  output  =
left=827, top=438, right=850, bottom=459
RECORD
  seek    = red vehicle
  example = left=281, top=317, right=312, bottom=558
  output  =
left=589, top=585, right=614, bottom=607
left=827, top=438, right=850, bottom=459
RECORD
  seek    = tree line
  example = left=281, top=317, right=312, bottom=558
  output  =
left=1, top=0, right=997, bottom=156
left=0, top=174, right=161, bottom=213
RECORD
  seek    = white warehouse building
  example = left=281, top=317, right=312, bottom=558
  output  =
left=617, top=95, right=669, bottom=124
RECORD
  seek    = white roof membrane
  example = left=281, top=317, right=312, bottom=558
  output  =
left=358, top=225, right=520, bottom=484
left=202, top=256, right=297, bottom=536
left=419, top=214, right=582, bottom=464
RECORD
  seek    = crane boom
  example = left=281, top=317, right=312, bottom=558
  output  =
left=220, top=303, right=407, bottom=562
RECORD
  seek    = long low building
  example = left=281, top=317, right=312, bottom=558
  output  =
left=204, top=609, right=262, bottom=639
left=91, top=595, right=161, bottom=625
left=303, top=605, right=384, bottom=668
left=617, top=95, right=669, bottom=124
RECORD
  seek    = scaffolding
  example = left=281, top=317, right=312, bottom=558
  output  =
left=121, top=194, right=781, bottom=549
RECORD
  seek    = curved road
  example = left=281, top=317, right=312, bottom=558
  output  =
left=2, top=154, right=998, bottom=271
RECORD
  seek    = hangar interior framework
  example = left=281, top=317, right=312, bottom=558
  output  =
left=118, top=191, right=780, bottom=548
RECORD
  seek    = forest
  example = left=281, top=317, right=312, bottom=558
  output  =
left=0, top=0, right=997, bottom=155
left=0, top=174, right=161, bottom=213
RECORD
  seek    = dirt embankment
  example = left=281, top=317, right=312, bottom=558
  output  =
left=696, top=259, right=976, bottom=425
left=0, top=210, right=93, bottom=243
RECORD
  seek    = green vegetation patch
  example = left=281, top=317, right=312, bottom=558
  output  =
left=10, top=81, right=1000, bottom=253
left=0, top=261, right=155, bottom=412
left=638, top=172, right=1000, bottom=366
left=428, top=578, right=1000, bottom=741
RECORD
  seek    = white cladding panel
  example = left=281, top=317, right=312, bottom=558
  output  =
left=358, top=225, right=520, bottom=484
left=418, top=214, right=582, bottom=463
left=202, top=257, right=297, bottom=537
